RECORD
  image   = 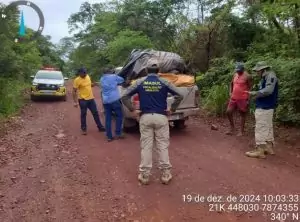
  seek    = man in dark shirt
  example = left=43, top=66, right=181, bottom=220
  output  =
left=245, top=61, right=278, bottom=158
left=121, top=64, right=184, bottom=185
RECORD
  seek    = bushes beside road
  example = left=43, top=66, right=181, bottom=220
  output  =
left=0, top=3, right=64, bottom=119
left=197, top=57, right=300, bottom=126
left=0, top=78, right=30, bottom=119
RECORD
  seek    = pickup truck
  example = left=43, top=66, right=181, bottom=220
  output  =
left=118, top=75, right=200, bottom=130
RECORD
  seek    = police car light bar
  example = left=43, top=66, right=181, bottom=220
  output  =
left=41, top=66, right=60, bottom=71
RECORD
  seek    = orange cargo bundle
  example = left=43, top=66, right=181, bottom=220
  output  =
left=158, top=73, right=195, bottom=87
left=130, top=73, right=195, bottom=87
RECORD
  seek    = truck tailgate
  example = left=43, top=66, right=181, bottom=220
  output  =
left=167, top=85, right=198, bottom=109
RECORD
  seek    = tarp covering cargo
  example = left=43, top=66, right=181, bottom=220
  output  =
left=118, top=49, right=188, bottom=81
left=131, top=73, right=195, bottom=87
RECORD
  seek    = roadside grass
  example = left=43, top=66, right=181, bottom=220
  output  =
left=202, top=84, right=229, bottom=117
left=0, top=78, right=30, bottom=120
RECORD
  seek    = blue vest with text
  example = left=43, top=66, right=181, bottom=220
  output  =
left=255, top=77, right=278, bottom=109
left=136, top=75, right=170, bottom=115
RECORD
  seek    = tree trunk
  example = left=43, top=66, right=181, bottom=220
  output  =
left=294, top=3, right=300, bottom=48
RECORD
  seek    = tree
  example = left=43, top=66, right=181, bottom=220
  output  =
left=106, top=30, right=153, bottom=66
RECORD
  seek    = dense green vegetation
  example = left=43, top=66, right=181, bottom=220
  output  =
left=1, top=0, right=300, bottom=126
left=0, top=3, right=64, bottom=118
left=65, top=0, right=300, bottom=125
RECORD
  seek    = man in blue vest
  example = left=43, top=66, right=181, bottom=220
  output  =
left=245, top=61, right=278, bottom=158
left=121, top=64, right=184, bottom=185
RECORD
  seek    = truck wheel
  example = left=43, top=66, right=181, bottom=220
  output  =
left=123, top=118, right=139, bottom=133
left=173, top=120, right=186, bottom=129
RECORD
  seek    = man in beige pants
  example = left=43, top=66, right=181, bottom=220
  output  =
left=121, top=64, right=183, bottom=185
left=245, top=61, right=279, bottom=158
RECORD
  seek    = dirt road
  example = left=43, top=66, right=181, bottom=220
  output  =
left=0, top=83, right=299, bottom=222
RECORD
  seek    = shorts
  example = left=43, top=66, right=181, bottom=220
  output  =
left=227, top=98, right=249, bottom=112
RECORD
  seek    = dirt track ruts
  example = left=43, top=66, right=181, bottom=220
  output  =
left=0, top=82, right=299, bottom=222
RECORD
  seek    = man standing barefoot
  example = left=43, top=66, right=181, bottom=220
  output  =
left=226, top=63, right=252, bottom=136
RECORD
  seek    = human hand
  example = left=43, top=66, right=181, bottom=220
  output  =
left=165, top=109, right=173, bottom=116
left=132, top=110, right=141, bottom=119
left=74, top=102, right=78, bottom=107
left=244, top=91, right=257, bottom=96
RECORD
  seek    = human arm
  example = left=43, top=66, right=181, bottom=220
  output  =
left=246, top=72, right=253, bottom=91
left=229, top=73, right=235, bottom=96
left=246, top=72, right=277, bottom=98
left=91, top=82, right=99, bottom=87
left=161, top=78, right=184, bottom=113
left=116, top=76, right=125, bottom=85
left=121, top=79, right=142, bottom=112
left=229, top=80, right=233, bottom=96
left=256, top=72, right=277, bottom=98
left=72, top=79, right=79, bottom=107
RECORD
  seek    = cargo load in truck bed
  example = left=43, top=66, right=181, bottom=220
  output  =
left=131, top=73, right=195, bottom=87
left=118, top=49, right=189, bottom=81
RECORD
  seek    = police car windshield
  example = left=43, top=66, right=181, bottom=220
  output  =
left=35, top=71, right=63, bottom=80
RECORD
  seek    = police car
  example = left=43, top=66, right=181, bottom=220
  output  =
left=30, top=67, right=68, bottom=101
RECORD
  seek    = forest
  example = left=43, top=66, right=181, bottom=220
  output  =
left=0, top=0, right=300, bottom=125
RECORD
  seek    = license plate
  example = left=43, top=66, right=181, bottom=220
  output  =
left=169, top=113, right=183, bottom=120
left=40, top=91, right=55, bottom=94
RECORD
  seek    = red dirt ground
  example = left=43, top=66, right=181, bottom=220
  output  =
left=0, top=82, right=299, bottom=222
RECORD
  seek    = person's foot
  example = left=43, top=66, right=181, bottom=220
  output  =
left=107, top=137, right=114, bottom=142
left=138, top=173, right=150, bottom=185
left=98, top=127, right=105, bottom=132
left=245, top=145, right=266, bottom=159
left=115, top=134, right=125, bottom=140
left=265, top=142, right=275, bottom=155
left=226, top=128, right=235, bottom=135
left=81, top=130, right=87, bottom=135
left=161, top=169, right=172, bottom=184
left=237, top=131, right=244, bottom=137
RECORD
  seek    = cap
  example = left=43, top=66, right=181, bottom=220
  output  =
left=252, top=61, right=270, bottom=71
left=78, top=67, right=87, bottom=74
left=235, top=62, right=244, bottom=72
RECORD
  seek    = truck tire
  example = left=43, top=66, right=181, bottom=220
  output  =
left=123, top=118, right=138, bottom=133
left=173, top=120, right=186, bottom=129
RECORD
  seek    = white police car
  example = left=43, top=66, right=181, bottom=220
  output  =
left=30, top=67, right=68, bottom=101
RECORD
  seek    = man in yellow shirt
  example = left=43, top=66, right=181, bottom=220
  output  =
left=72, top=68, right=105, bottom=135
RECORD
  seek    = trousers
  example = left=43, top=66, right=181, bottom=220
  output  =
left=79, top=99, right=104, bottom=131
left=103, top=100, right=123, bottom=139
left=255, top=108, right=274, bottom=145
left=139, top=113, right=172, bottom=174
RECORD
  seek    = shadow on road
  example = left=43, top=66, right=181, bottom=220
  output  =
left=31, top=97, right=67, bottom=103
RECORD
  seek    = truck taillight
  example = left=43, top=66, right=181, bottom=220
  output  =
left=195, top=90, right=200, bottom=106
left=133, top=94, right=139, bottom=102
left=133, top=94, right=139, bottom=104
left=133, top=94, right=139, bottom=109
